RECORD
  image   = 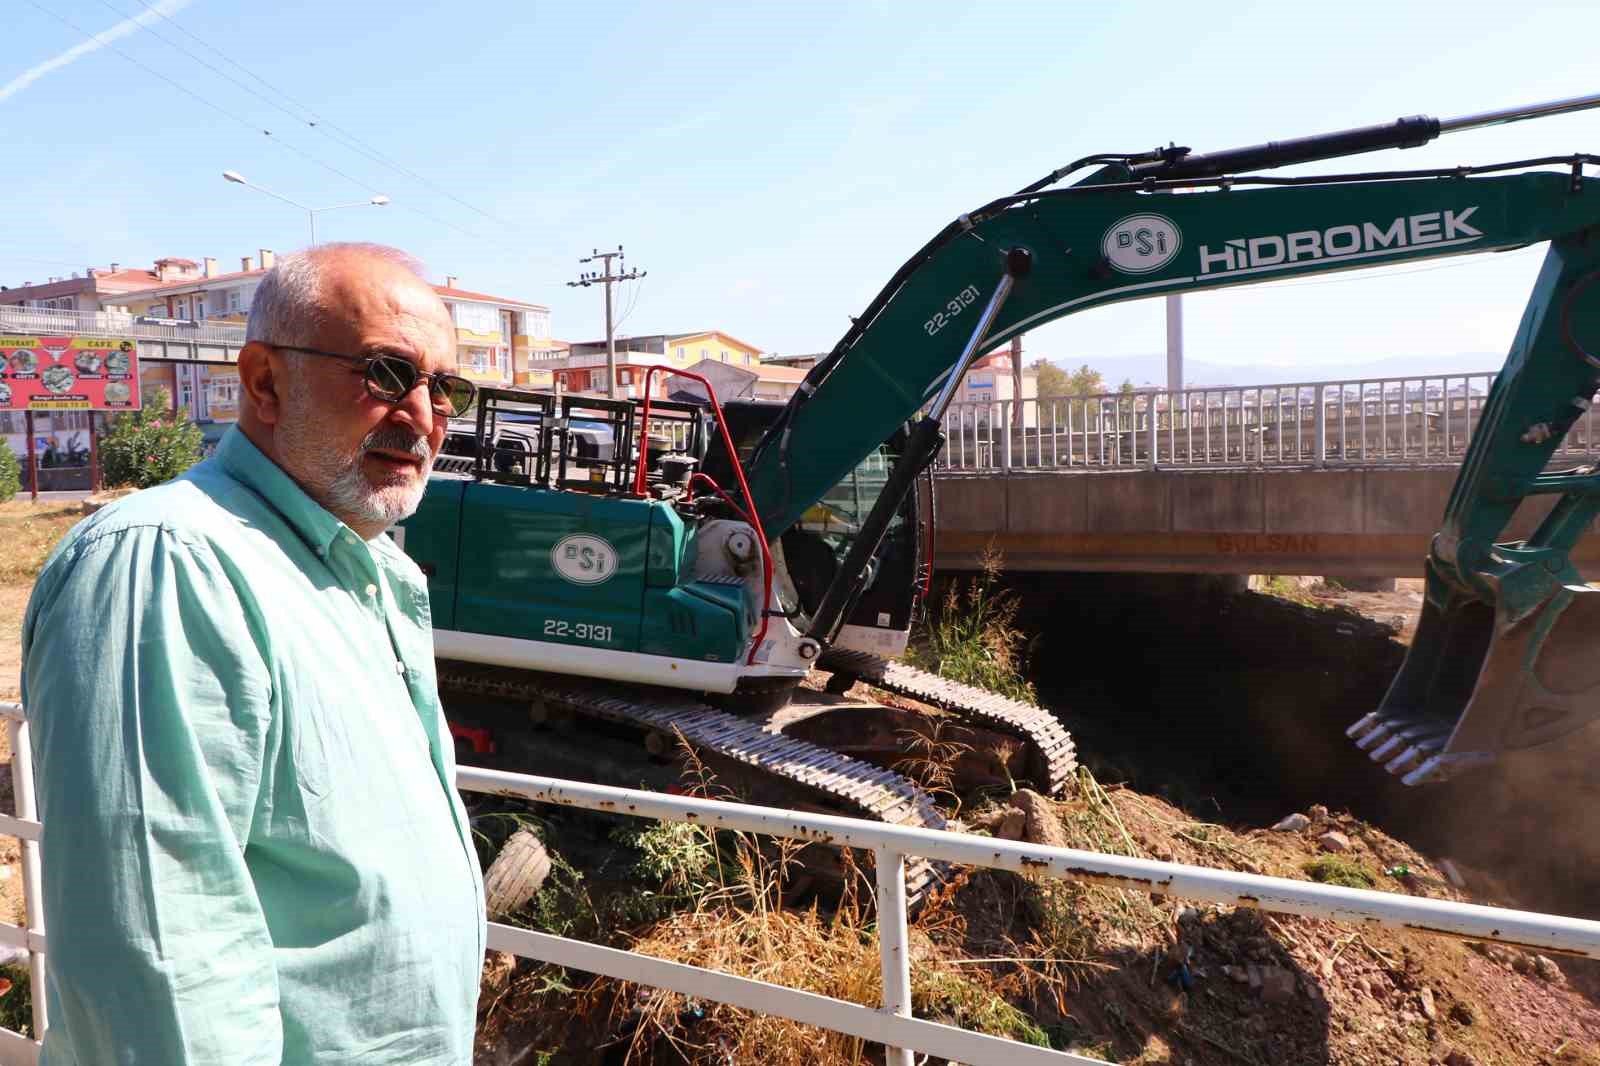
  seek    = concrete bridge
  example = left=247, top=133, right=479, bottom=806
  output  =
left=932, top=375, right=1600, bottom=577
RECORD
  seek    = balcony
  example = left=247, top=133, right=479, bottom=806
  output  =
left=0, top=306, right=246, bottom=364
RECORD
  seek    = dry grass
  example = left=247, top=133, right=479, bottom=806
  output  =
left=0, top=500, right=86, bottom=587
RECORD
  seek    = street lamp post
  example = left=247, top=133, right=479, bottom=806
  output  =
left=221, top=171, right=389, bottom=246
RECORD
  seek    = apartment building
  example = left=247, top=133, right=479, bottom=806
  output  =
left=555, top=331, right=763, bottom=397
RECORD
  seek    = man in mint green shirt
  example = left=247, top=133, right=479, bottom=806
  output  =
left=22, top=244, right=486, bottom=1064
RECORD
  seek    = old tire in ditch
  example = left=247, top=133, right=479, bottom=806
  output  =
left=483, top=828, right=552, bottom=921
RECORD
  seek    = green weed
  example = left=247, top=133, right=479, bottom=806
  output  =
left=1302, top=855, right=1376, bottom=888
left=914, top=968, right=1050, bottom=1047
left=908, top=549, right=1037, bottom=704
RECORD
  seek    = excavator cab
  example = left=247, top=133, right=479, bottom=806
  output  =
left=703, top=399, right=926, bottom=659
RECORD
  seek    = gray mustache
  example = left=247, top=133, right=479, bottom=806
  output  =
left=362, top=425, right=433, bottom=462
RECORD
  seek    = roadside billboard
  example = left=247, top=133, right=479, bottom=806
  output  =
left=0, top=335, right=140, bottom=412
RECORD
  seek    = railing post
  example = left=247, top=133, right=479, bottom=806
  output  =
left=875, top=845, right=913, bottom=1066
left=1315, top=384, right=1328, bottom=466
left=1001, top=401, right=1013, bottom=470
left=1147, top=394, right=1159, bottom=468
left=8, top=716, right=47, bottom=1041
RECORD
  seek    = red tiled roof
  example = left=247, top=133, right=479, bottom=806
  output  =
left=433, top=285, right=546, bottom=310
left=104, top=267, right=267, bottom=299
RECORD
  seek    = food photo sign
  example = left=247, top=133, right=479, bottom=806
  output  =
left=0, top=336, right=140, bottom=411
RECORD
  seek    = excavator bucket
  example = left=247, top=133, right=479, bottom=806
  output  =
left=1347, top=562, right=1600, bottom=785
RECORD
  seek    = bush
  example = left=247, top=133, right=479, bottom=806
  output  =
left=0, top=441, right=18, bottom=503
left=0, top=963, right=33, bottom=1039
left=907, top=549, right=1038, bottom=705
left=100, top=388, right=204, bottom=489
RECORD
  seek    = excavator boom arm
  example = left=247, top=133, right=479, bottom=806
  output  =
left=746, top=165, right=1600, bottom=537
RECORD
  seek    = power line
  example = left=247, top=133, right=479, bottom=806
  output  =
left=26, top=1, right=376, bottom=194
left=27, top=2, right=517, bottom=251
left=120, top=0, right=519, bottom=231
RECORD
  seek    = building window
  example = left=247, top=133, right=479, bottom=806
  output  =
left=743, top=353, right=752, bottom=365
left=619, top=369, right=632, bottom=386
left=228, top=289, right=242, bottom=312
left=675, top=346, right=685, bottom=360
left=700, top=348, right=708, bottom=359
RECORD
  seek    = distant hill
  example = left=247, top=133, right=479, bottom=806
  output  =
left=1050, top=352, right=1505, bottom=389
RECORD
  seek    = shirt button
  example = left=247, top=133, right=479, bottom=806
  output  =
left=395, top=660, right=406, bottom=675
left=365, top=583, right=378, bottom=597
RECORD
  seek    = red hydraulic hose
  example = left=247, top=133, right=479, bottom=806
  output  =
left=634, top=366, right=774, bottom=666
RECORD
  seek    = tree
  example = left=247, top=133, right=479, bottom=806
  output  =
left=100, top=388, right=204, bottom=489
left=1066, top=364, right=1106, bottom=397
left=1030, top=359, right=1106, bottom=399
left=1030, top=359, right=1069, bottom=398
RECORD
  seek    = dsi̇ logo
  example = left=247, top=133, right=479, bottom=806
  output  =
left=1101, top=213, right=1182, bottom=274
left=551, top=534, right=618, bottom=585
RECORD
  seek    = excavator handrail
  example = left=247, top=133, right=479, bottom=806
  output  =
left=634, top=365, right=775, bottom=665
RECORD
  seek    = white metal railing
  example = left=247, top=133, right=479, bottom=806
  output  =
left=0, top=703, right=46, bottom=1065
left=0, top=305, right=245, bottom=347
left=5, top=704, right=1600, bottom=1064
left=940, top=371, right=1600, bottom=471
left=458, top=764, right=1600, bottom=1066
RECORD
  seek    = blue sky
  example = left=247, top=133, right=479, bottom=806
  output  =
left=6, top=0, right=1600, bottom=378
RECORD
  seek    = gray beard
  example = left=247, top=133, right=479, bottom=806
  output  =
left=278, top=373, right=434, bottom=532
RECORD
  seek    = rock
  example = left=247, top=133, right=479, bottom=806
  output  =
left=1444, top=1050, right=1479, bottom=1066
left=1177, top=906, right=1200, bottom=925
left=1511, top=952, right=1534, bottom=976
left=1009, top=789, right=1072, bottom=849
left=1317, top=830, right=1353, bottom=853
left=1258, top=965, right=1297, bottom=1003
left=1246, top=963, right=1264, bottom=991
left=1449, top=1000, right=1477, bottom=1026
left=1533, top=955, right=1565, bottom=984
left=995, top=808, right=1027, bottom=841
left=1418, top=987, right=1438, bottom=1021
left=480, top=950, right=516, bottom=993
left=1308, top=804, right=1330, bottom=823
left=969, top=808, right=1009, bottom=832
left=1272, top=813, right=1311, bottom=832
left=1224, top=964, right=1250, bottom=984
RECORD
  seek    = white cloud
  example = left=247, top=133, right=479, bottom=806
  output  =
left=1, top=0, right=194, bottom=106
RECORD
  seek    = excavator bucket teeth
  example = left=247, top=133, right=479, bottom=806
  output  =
left=1352, top=571, right=1600, bottom=785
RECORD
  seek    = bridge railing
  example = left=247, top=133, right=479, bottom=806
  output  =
left=941, top=371, right=1600, bottom=471
left=4, top=701, right=1600, bottom=1064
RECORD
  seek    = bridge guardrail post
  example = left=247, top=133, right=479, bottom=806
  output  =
left=875, top=845, right=914, bottom=1066
left=1001, top=402, right=1012, bottom=470
left=1315, top=384, right=1328, bottom=467
left=1147, top=394, right=1159, bottom=468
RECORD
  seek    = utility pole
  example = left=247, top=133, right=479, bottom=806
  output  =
left=567, top=246, right=646, bottom=398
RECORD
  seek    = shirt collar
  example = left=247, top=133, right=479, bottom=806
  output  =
left=214, top=426, right=349, bottom=558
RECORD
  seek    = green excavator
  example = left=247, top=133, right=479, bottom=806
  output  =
left=397, top=93, right=1600, bottom=894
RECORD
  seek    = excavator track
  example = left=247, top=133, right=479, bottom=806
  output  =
left=819, top=649, right=1077, bottom=797
left=436, top=661, right=951, bottom=901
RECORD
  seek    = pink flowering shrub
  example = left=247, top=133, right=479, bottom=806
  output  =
left=101, top=388, right=203, bottom=488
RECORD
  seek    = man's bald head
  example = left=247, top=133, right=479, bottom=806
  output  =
left=246, top=243, right=443, bottom=351
left=235, top=243, right=459, bottom=538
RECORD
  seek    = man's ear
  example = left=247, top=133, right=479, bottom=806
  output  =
left=237, top=342, right=284, bottom=426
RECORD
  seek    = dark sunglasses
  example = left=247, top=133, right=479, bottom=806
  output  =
left=269, top=344, right=477, bottom=417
